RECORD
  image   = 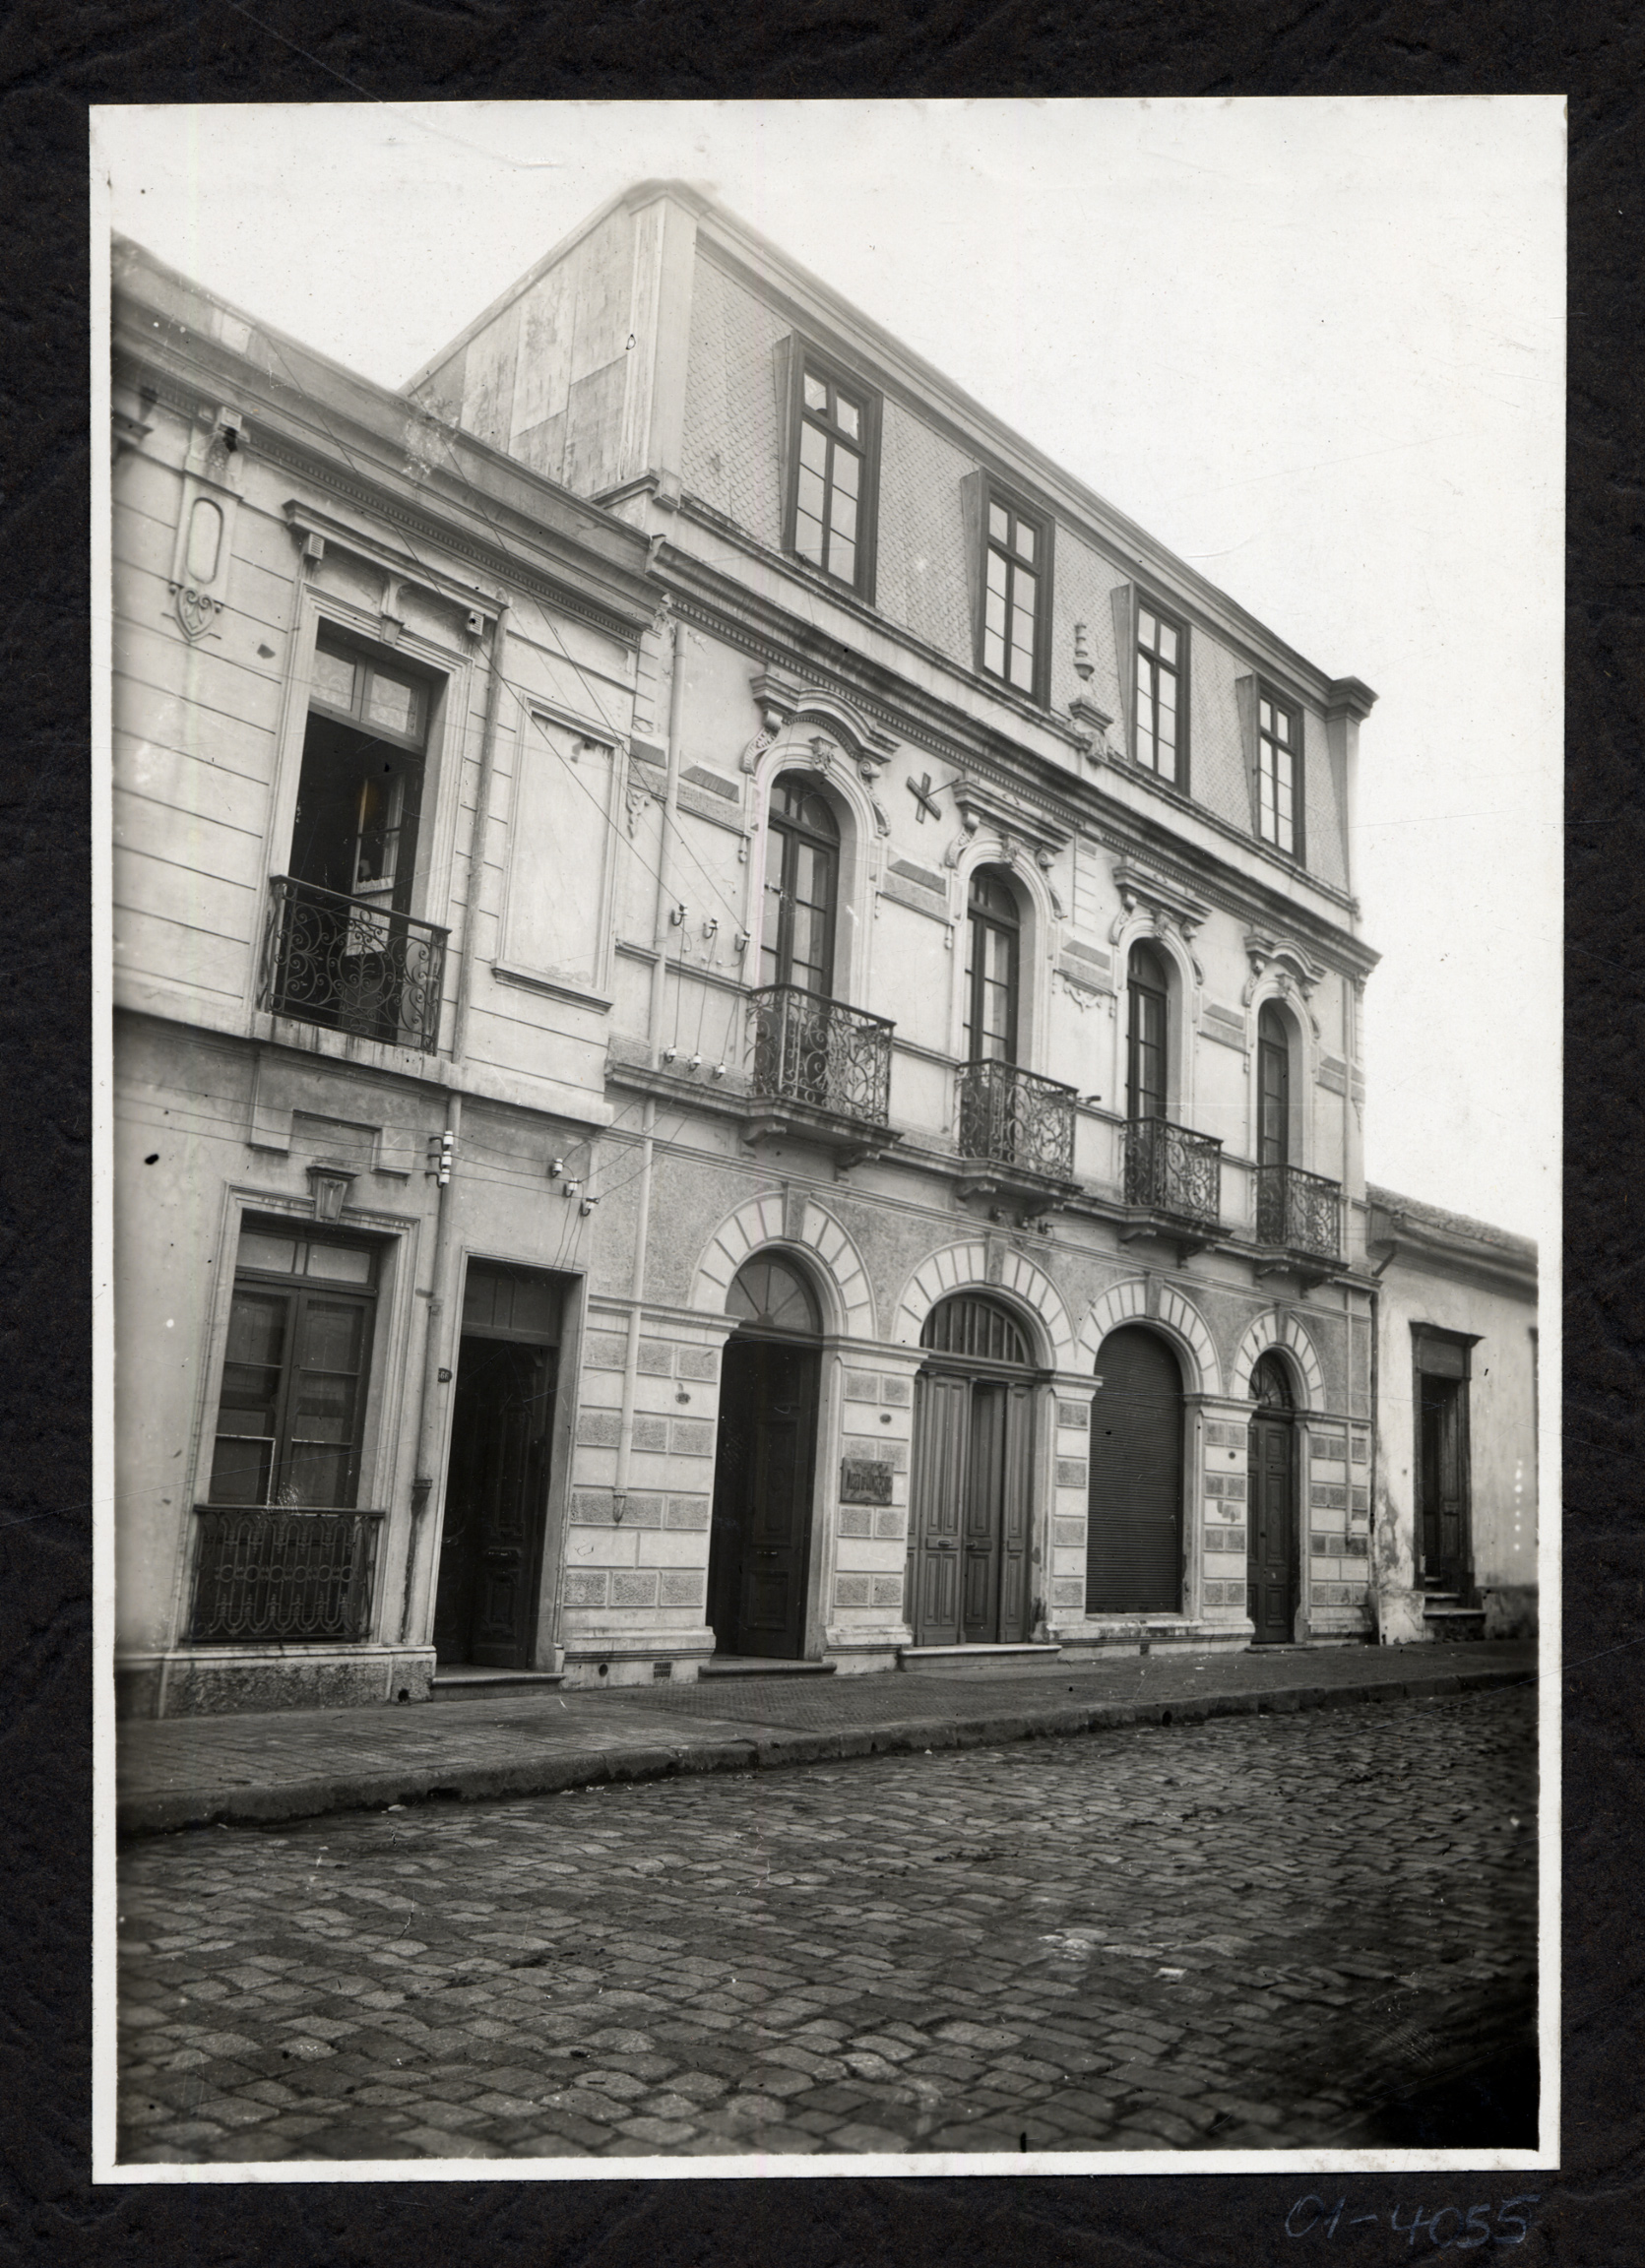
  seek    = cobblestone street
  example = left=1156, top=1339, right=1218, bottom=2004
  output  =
left=116, top=1683, right=1537, bottom=2164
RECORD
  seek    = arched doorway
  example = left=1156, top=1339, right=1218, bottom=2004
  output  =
left=708, top=1254, right=822, bottom=1660
left=908, top=1292, right=1038, bottom=1646
left=1247, top=1350, right=1298, bottom=1644
left=1086, top=1325, right=1184, bottom=1613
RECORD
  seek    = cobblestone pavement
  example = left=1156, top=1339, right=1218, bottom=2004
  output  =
left=116, top=1684, right=1537, bottom=2164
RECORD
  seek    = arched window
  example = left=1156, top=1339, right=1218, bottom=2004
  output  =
left=1126, top=942, right=1170, bottom=1121
left=762, top=775, right=839, bottom=996
left=1257, top=1003, right=1291, bottom=1166
left=1250, top=1348, right=1294, bottom=1410
left=965, top=867, right=1020, bottom=1063
left=725, top=1253, right=822, bottom=1336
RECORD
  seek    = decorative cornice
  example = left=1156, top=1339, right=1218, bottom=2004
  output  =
left=1241, top=929, right=1326, bottom=1004
left=116, top=350, right=653, bottom=648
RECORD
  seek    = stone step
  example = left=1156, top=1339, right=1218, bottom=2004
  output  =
left=1423, top=1605, right=1488, bottom=1640
left=430, top=1667, right=566, bottom=1700
left=898, top=1642, right=1063, bottom=1674
left=700, top=1656, right=838, bottom=1678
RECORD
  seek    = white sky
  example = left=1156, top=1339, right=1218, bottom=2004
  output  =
left=94, top=97, right=1564, bottom=1243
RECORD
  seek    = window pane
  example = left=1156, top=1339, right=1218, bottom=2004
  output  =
left=223, top=1288, right=288, bottom=1367
left=794, top=509, right=824, bottom=564
left=299, top=1299, right=366, bottom=1376
left=803, top=372, right=828, bottom=412
left=311, top=649, right=357, bottom=712
left=1138, top=609, right=1158, bottom=651
left=832, top=444, right=859, bottom=498
left=209, top=1436, right=273, bottom=1505
left=237, top=1229, right=299, bottom=1277
left=1259, top=700, right=1273, bottom=734
left=799, top=422, right=828, bottom=474
left=829, top=536, right=856, bottom=586
left=983, top=626, right=1005, bottom=674
left=1014, top=520, right=1036, bottom=564
left=835, top=397, right=860, bottom=440
left=985, top=587, right=1007, bottom=635
left=1009, top=642, right=1035, bottom=690
left=988, top=503, right=1009, bottom=544
left=1137, top=686, right=1155, bottom=749
left=283, top=1443, right=352, bottom=1507
left=796, top=467, right=827, bottom=520
left=985, top=549, right=1008, bottom=598
left=305, top=1242, right=372, bottom=1284
left=365, top=669, right=421, bottom=738
left=830, top=490, right=858, bottom=544
left=1159, top=622, right=1178, bottom=665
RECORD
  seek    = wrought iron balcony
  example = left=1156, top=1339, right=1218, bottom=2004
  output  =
left=188, top=1504, right=385, bottom=1646
left=1256, top=1162, right=1343, bottom=1262
left=957, top=1059, right=1078, bottom=1183
left=1122, top=1115, right=1224, bottom=1230
left=258, top=875, right=448, bottom=1053
left=747, top=984, right=894, bottom=1129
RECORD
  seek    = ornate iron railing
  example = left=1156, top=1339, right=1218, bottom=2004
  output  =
left=747, top=985, right=894, bottom=1126
left=259, top=875, right=447, bottom=1053
left=957, top=1059, right=1078, bottom=1181
left=188, top=1505, right=385, bottom=1645
left=1256, top=1162, right=1342, bottom=1260
left=1123, top=1116, right=1224, bottom=1229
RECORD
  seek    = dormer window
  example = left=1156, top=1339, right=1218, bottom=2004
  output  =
left=1135, top=602, right=1186, bottom=787
left=785, top=349, right=880, bottom=599
left=980, top=490, right=1051, bottom=703
left=1256, top=690, right=1302, bottom=857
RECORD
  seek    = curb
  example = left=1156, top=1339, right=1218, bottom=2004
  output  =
left=115, top=1664, right=1531, bottom=1840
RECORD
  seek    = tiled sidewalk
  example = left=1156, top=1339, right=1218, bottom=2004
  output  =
left=116, top=1641, right=1538, bottom=1837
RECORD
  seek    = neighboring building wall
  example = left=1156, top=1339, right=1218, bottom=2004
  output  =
left=1367, top=1188, right=1539, bottom=1643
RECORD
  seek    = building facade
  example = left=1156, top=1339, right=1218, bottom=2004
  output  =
left=114, top=184, right=1532, bottom=1719
left=1366, top=1188, right=1539, bottom=1643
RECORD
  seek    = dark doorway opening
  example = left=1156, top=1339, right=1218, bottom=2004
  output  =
left=432, top=1264, right=561, bottom=1668
left=1086, top=1325, right=1184, bottom=1614
left=909, top=1292, right=1037, bottom=1647
left=1246, top=1350, right=1298, bottom=1644
left=1418, top=1370, right=1468, bottom=1592
left=708, top=1256, right=821, bottom=1660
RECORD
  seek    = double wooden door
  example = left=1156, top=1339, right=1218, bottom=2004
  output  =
left=1246, top=1409, right=1297, bottom=1644
left=708, top=1335, right=819, bottom=1659
left=908, top=1368, right=1034, bottom=1646
left=1086, top=1326, right=1183, bottom=1613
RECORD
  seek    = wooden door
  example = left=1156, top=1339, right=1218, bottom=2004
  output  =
left=1246, top=1411, right=1297, bottom=1642
left=1086, top=1326, right=1183, bottom=1613
left=708, top=1336, right=818, bottom=1658
left=433, top=1336, right=555, bottom=1667
left=909, top=1370, right=970, bottom=1645
left=1419, top=1373, right=1466, bottom=1588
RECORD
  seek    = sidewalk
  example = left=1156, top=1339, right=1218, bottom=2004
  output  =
left=115, top=1640, right=1538, bottom=1838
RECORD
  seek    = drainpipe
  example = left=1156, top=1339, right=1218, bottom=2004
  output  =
left=396, top=607, right=507, bottom=1651
left=611, top=606, right=686, bottom=1526
left=449, top=601, right=511, bottom=1068
left=401, top=1087, right=463, bottom=1648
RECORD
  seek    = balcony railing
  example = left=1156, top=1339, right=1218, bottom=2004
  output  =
left=258, top=875, right=448, bottom=1053
left=1123, top=1116, right=1224, bottom=1230
left=188, top=1504, right=385, bottom=1645
left=957, top=1059, right=1078, bottom=1182
left=1256, top=1162, right=1343, bottom=1261
left=748, top=984, right=894, bottom=1127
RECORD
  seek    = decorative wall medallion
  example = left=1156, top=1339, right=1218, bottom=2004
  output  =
left=167, top=583, right=222, bottom=642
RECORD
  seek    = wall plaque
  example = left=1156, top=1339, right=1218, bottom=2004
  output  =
left=840, top=1458, right=894, bottom=1505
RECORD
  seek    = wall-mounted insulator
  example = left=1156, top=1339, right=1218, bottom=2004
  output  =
left=663, top=1045, right=677, bottom=1064
left=668, top=903, right=687, bottom=927
left=427, top=1130, right=455, bottom=1186
left=562, top=1180, right=582, bottom=1201
left=579, top=1195, right=600, bottom=1218
left=703, top=918, right=719, bottom=941
left=733, top=930, right=751, bottom=954
left=688, top=1053, right=702, bottom=1072
left=548, top=1156, right=564, bottom=1179
left=712, top=1062, right=728, bottom=1080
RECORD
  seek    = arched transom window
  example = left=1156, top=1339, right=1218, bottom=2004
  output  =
left=726, top=1253, right=822, bottom=1336
left=920, top=1292, right=1033, bottom=1366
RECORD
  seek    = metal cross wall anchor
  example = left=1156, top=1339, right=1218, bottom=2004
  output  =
left=908, top=771, right=944, bottom=824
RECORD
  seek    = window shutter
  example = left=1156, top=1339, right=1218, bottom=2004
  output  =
left=960, top=469, right=987, bottom=674
left=1235, top=673, right=1259, bottom=833
left=1109, top=584, right=1136, bottom=759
